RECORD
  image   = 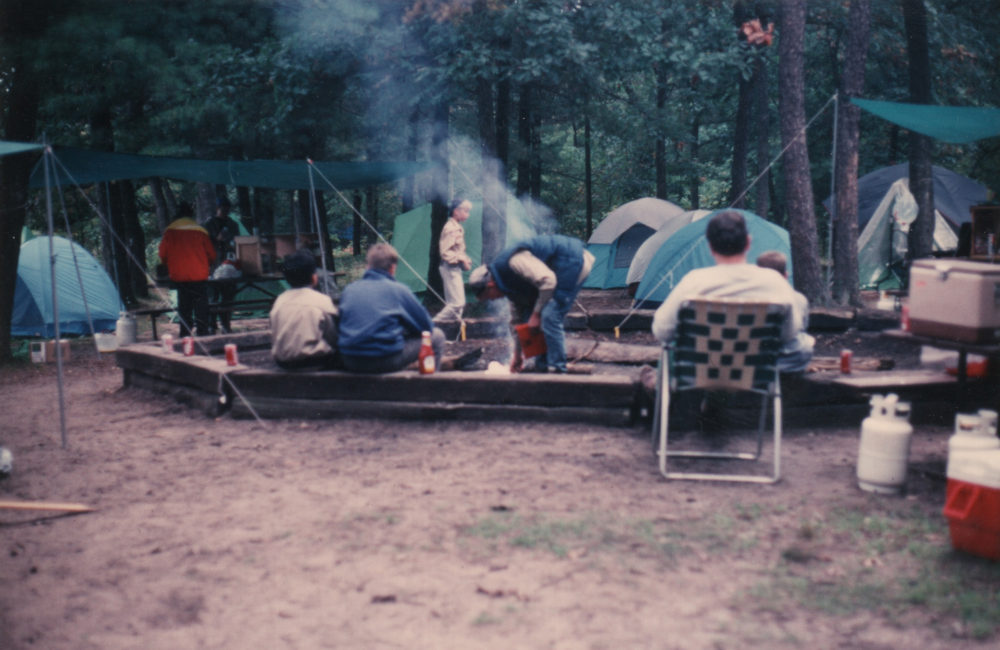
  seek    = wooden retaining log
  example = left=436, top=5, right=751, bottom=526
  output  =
left=227, top=368, right=638, bottom=409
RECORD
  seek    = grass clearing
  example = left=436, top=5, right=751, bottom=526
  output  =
left=460, top=499, right=1000, bottom=642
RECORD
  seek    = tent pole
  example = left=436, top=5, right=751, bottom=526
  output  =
left=44, top=144, right=69, bottom=449
left=827, top=91, right=839, bottom=293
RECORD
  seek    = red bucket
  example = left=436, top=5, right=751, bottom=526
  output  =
left=515, top=324, right=547, bottom=359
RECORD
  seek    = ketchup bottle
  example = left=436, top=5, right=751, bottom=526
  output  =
left=418, top=331, right=436, bottom=374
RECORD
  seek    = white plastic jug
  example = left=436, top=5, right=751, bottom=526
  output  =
left=116, top=311, right=137, bottom=346
left=947, top=411, right=1000, bottom=476
left=857, top=393, right=914, bottom=494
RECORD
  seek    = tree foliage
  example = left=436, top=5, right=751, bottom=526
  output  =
left=2, top=0, right=1000, bottom=357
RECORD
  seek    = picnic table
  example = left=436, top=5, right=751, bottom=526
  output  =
left=136, top=273, right=287, bottom=340
left=880, top=328, right=1000, bottom=412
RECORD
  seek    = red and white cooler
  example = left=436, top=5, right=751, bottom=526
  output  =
left=943, top=448, right=1000, bottom=561
left=909, top=259, right=1000, bottom=343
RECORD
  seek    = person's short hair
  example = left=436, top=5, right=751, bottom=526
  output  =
left=755, top=250, right=787, bottom=275
left=282, top=249, right=317, bottom=287
left=217, top=196, right=232, bottom=209
left=366, top=243, right=399, bottom=272
left=449, top=198, right=467, bottom=215
left=177, top=201, right=194, bottom=218
left=705, top=210, right=749, bottom=256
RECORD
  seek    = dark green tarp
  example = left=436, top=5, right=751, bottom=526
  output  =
left=0, top=141, right=44, bottom=157
left=852, top=99, right=1000, bottom=144
left=26, top=145, right=432, bottom=190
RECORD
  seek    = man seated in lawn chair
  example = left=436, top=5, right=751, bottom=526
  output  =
left=651, top=210, right=811, bottom=374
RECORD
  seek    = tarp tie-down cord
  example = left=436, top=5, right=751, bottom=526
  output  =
left=43, top=146, right=268, bottom=427
left=305, top=160, right=448, bottom=306
left=613, top=92, right=838, bottom=333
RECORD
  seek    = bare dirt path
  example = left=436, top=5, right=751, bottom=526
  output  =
left=2, top=344, right=995, bottom=649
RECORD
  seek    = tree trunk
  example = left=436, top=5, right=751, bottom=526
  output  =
left=428, top=101, right=451, bottom=305
left=903, top=0, right=935, bottom=261
left=236, top=186, right=253, bottom=234
left=832, top=0, right=870, bottom=307
left=478, top=77, right=505, bottom=263
left=729, top=72, right=752, bottom=209
left=0, top=0, right=47, bottom=361
left=778, top=0, right=827, bottom=303
left=149, top=178, right=171, bottom=233
left=364, top=186, right=378, bottom=246
left=585, top=112, right=594, bottom=240
left=655, top=42, right=668, bottom=200
left=496, top=75, right=511, bottom=174
left=516, top=84, right=533, bottom=198
left=753, top=56, right=771, bottom=218
left=402, top=105, right=421, bottom=213
left=689, top=113, right=701, bottom=209
left=352, top=191, right=362, bottom=256
left=120, top=180, right=148, bottom=302
left=529, top=109, right=542, bottom=199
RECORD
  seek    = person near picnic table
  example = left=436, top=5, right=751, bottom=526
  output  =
left=650, top=210, right=812, bottom=373
left=205, top=196, right=242, bottom=333
left=337, top=243, right=445, bottom=373
left=158, top=201, right=216, bottom=337
left=433, top=198, right=474, bottom=324
left=269, top=249, right=340, bottom=370
left=468, top=234, right=594, bottom=374
left=755, top=249, right=816, bottom=373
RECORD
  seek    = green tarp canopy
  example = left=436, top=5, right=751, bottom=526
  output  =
left=25, top=145, right=432, bottom=190
left=0, top=140, right=44, bottom=157
left=852, top=99, right=1000, bottom=144
left=392, top=200, right=536, bottom=294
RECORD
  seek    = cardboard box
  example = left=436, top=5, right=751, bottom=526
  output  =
left=909, top=258, right=1000, bottom=342
left=30, top=339, right=71, bottom=363
left=234, top=236, right=262, bottom=275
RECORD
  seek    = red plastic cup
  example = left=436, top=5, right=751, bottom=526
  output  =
left=183, top=336, right=195, bottom=357
left=224, top=343, right=238, bottom=366
left=162, top=334, right=174, bottom=353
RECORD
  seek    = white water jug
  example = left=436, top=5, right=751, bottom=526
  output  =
left=116, top=311, right=137, bottom=346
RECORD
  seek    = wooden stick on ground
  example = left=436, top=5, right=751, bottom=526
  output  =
left=0, top=500, right=95, bottom=513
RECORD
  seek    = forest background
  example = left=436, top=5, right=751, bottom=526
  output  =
left=1, top=0, right=998, bottom=362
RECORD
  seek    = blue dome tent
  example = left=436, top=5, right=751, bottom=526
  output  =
left=582, top=198, right=685, bottom=290
left=13, top=235, right=123, bottom=337
left=633, top=209, right=791, bottom=308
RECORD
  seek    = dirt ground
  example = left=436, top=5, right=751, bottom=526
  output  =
left=0, top=298, right=995, bottom=649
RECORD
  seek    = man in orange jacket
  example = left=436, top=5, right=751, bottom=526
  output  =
left=158, top=202, right=216, bottom=337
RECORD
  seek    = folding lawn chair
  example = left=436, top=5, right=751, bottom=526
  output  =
left=652, top=298, right=789, bottom=483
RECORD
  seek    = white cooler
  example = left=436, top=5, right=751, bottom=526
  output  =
left=909, top=259, right=1000, bottom=343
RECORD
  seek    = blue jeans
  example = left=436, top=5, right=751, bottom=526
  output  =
left=539, top=291, right=578, bottom=373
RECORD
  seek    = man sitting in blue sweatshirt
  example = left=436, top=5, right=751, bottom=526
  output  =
left=338, top=243, right=445, bottom=373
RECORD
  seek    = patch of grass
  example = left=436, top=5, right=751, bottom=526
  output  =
left=460, top=506, right=775, bottom=566
left=471, top=611, right=502, bottom=626
left=747, top=501, right=1000, bottom=642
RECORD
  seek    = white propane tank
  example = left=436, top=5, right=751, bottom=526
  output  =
left=857, top=393, right=914, bottom=494
left=115, top=311, right=137, bottom=346
left=947, top=411, right=1000, bottom=476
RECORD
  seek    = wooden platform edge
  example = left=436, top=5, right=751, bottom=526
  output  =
left=230, top=396, right=634, bottom=426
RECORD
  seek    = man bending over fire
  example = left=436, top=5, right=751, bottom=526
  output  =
left=468, top=234, right=594, bottom=374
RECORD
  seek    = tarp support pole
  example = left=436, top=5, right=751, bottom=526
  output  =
left=828, top=91, right=839, bottom=290
left=44, top=144, right=69, bottom=449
